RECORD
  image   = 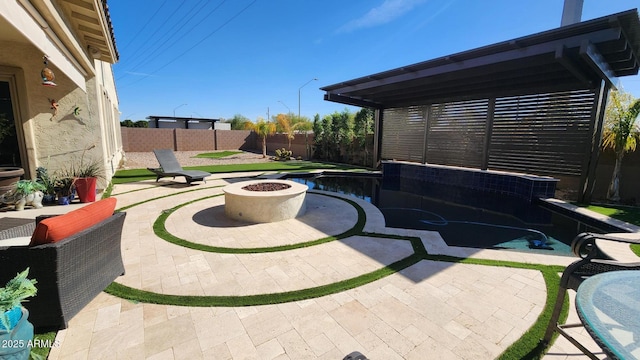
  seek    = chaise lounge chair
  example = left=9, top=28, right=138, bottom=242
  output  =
left=148, top=149, right=210, bottom=185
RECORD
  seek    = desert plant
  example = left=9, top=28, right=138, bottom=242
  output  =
left=274, top=148, right=293, bottom=161
left=36, top=167, right=57, bottom=196
left=54, top=167, right=75, bottom=197
left=0, top=268, right=37, bottom=330
left=73, top=160, right=103, bottom=179
left=73, top=144, right=104, bottom=179
left=55, top=177, right=74, bottom=197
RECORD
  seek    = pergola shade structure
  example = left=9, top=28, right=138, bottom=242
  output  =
left=147, top=116, right=220, bottom=129
left=322, top=9, right=640, bottom=201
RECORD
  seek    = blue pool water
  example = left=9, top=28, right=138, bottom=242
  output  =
left=287, top=173, right=620, bottom=256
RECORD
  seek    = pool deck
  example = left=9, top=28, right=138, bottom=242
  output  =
left=1, top=171, right=630, bottom=359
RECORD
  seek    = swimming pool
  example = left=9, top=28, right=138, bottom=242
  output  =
left=286, top=173, right=621, bottom=257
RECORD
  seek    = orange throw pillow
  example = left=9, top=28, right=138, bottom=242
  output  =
left=29, top=198, right=117, bottom=246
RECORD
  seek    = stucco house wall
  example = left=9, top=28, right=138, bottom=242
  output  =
left=0, top=0, right=121, bottom=189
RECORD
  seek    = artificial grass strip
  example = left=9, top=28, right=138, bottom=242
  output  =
left=424, top=253, right=566, bottom=273
left=186, top=162, right=367, bottom=174
left=111, top=185, right=161, bottom=196
left=497, top=269, right=569, bottom=360
left=153, top=192, right=367, bottom=253
left=105, top=253, right=423, bottom=307
left=113, top=161, right=361, bottom=182
left=116, top=185, right=224, bottom=212
left=580, top=203, right=640, bottom=258
left=632, top=244, right=640, bottom=257
left=194, top=151, right=243, bottom=158
left=361, top=232, right=428, bottom=258
left=101, top=181, right=114, bottom=199
left=584, top=204, right=640, bottom=226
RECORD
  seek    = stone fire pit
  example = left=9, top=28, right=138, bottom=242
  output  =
left=223, top=179, right=307, bottom=223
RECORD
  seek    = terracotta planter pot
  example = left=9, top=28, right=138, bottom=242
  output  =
left=0, top=167, right=24, bottom=194
left=74, top=177, right=97, bottom=203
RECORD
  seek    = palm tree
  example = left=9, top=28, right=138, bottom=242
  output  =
left=245, top=118, right=276, bottom=158
left=276, top=113, right=304, bottom=151
left=602, top=89, right=640, bottom=202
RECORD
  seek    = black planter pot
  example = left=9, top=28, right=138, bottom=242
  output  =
left=43, top=194, right=56, bottom=205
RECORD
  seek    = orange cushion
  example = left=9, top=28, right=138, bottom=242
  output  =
left=29, top=198, right=117, bottom=246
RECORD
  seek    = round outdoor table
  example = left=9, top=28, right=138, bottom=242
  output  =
left=575, top=270, right=640, bottom=360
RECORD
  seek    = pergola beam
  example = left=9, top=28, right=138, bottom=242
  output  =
left=555, top=45, right=592, bottom=85
left=323, top=28, right=622, bottom=97
left=323, top=93, right=383, bottom=109
left=580, top=42, right=619, bottom=89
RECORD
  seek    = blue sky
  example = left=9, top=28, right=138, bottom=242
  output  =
left=109, top=0, right=640, bottom=122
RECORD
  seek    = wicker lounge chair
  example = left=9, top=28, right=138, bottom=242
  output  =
left=148, top=149, right=210, bottom=185
left=542, top=231, right=640, bottom=357
left=0, top=210, right=126, bottom=330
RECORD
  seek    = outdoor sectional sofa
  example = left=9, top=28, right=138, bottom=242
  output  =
left=0, top=198, right=126, bottom=330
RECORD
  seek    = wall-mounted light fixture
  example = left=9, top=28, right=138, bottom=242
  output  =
left=41, top=55, right=56, bottom=87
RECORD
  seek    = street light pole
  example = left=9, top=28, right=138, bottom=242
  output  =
left=173, top=103, right=187, bottom=118
left=298, top=78, right=318, bottom=121
left=298, top=78, right=317, bottom=160
left=278, top=100, right=291, bottom=114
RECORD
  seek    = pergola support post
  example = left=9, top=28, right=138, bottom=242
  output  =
left=373, top=109, right=383, bottom=168
left=422, top=104, right=431, bottom=164
left=579, top=80, right=610, bottom=203
left=481, top=98, right=496, bottom=170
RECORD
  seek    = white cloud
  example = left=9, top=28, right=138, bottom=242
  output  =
left=125, top=71, right=156, bottom=77
left=337, top=0, right=428, bottom=33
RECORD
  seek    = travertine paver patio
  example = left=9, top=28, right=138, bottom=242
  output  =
left=2, top=171, right=608, bottom=359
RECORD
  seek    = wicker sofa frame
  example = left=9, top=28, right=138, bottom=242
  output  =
left=0, top=211, right=126, bottom=330
left=542, top=231, right=640, bottom=358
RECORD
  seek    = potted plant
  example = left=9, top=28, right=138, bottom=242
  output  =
left=36, top=167, right=57, bottom=205
left=0, top=179, right=45, bottom=211
left=73, top=159, right=103, bottom=203
left=0, top=268, right=37, bottom=360
left=13, top=179, right=46, bottom=197
left=54, top=175, right=74, bottom=205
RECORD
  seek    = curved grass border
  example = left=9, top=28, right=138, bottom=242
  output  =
left=104, top=250, right=568, bottom=359
left=107, top=181, right=571, bottom=359
left=153, top=192, right=366, bottom=253
left=116, top=185, right=225, bottom=212
left=106, top=252, right=423, bottom=307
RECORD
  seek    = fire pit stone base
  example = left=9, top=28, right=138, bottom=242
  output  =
left=223, top=180, right=307, bottom=223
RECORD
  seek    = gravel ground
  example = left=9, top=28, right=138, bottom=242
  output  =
left=121, top=150, right=271, bottom=169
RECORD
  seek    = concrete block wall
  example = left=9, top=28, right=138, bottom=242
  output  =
left=121, top=128, right=259, bottom=152
left=215, top=130, right=257, bottom=150
left=266, top=133, right=315, bottom=159
left=175, top=129, right=214, bottom=151
left=121, top=128, right=175, bottom=152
